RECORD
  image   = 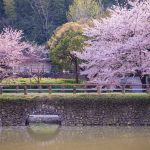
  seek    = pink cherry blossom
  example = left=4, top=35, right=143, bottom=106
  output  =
left=0, top=28, right=46, bottom=82
left=77, top=0, right=150, bottom=84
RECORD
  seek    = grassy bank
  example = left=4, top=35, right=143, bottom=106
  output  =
left=2, top=78, right=84, bottom=85
left=0, top=93, right=150, bottom=102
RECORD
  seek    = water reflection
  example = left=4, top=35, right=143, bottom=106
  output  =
left=0, top=126, right=150, bottom=150
left=27, top=124, right=60, bottom=141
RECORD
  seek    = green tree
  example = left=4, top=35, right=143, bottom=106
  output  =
left=0, top=0, right=5, bottom=18
left=0, top=0, right=7, bottom=31
left=0, top=0, right=74, bottom=44
left=3, top=0, right=16, bottom=20
left=48, top=22, right=87, bottom=83
left=0, top=0, right=128, bottom=43
left=14, top=0, right=49, bottom=43
left=67, top=0, right=101, bottom=21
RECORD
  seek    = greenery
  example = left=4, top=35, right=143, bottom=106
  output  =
left=29, top=124, right=59, bottom=134
left=2, top=78, right=84, bottom=85
left=0, top=0, right=73, bottom=44
left=0, top=0, right=5, bottom=18
left=67, top=0, right=101, bottom=21
left=0, top=0, right=128, bottom=44
left=0, top=93, right=150, bottom=102
left=48, top=22, right=87, bottom=83
left=28, top=124, right=59, bottom=141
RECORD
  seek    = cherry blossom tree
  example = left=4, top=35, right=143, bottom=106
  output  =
left=77, top=0, right=150, bottom=85
left=0, top=28, right=31, bottom=82
left=0, top=27, right=47, bottom=83
left=21, top=44, right=50, bottom=84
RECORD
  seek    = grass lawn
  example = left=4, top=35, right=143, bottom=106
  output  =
left=0, top=93, right=150, bottom=102
left=2, top=78, right=84, bottom=85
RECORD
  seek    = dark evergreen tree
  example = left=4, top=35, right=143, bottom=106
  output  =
left=13, top=0, right=73, bottom=44
left=0, top=0, right=5, bottom=18
left=0, top=0, right=6, bottom=31
left=14, top=0, right=38, bottom=42
left=0, top=0, right=128, bottom=43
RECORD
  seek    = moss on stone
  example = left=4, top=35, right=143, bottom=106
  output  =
left=0, top=93, right=150, bottom=102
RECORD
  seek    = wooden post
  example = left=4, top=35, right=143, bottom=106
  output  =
left=146, top=84, right=150, bottom=94
left=97, top=85, right=101, bottom=95
left=16, top=85, right=19, bottom=93
left=122, top=85, right=125, bottom=94
left=24, top=85, right=27, bottom=95
left=48, top=85, right=52, bottom=94
left=73, top=86, right=76, bottom=94
left=84, top=85, right=87, bottom=93
left=0, top=86, right=3, bottom=95
left=38, top=85, right=42, bottom=93
left=62, top=85, right=65, bottom=93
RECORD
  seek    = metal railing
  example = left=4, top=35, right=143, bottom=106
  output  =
left=0, top=84, right=150, bottom=95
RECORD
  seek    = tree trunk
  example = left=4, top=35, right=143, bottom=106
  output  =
left=140, top=75, right=147, bottom=85
left=74, top=57, right=79, bottom=84
left=135, top=70, right=146, bottom=92
left=136, top=70, right=146, bottom=85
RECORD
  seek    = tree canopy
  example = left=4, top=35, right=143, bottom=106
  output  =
left=77, top=0, right=150, bottom=84
left=48, top=22, right=87, bottom=83
left=67, top=0, right=101, bottom=21
left=0, top=0, right=73, bottom=44
left=0, top=0, right=5, bottom=18
left=0, top=27, right=48, bottom=82
left=0, top=0, right=128, bottom=44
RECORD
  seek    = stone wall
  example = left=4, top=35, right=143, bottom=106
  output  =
left=0, top=99, right=150, bottom=126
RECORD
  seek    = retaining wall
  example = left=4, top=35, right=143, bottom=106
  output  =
left=0, top=98, right=150, bottom=126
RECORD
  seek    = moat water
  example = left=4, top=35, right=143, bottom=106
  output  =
left=0, top=125, right=150, bottom=150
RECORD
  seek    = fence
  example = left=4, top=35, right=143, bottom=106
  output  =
left=0, top=84, right=150, bottom=95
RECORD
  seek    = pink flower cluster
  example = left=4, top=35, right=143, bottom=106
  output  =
left=77, top=0, right=150, bottom=84
left=0, top=28, right=46, bottom=81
